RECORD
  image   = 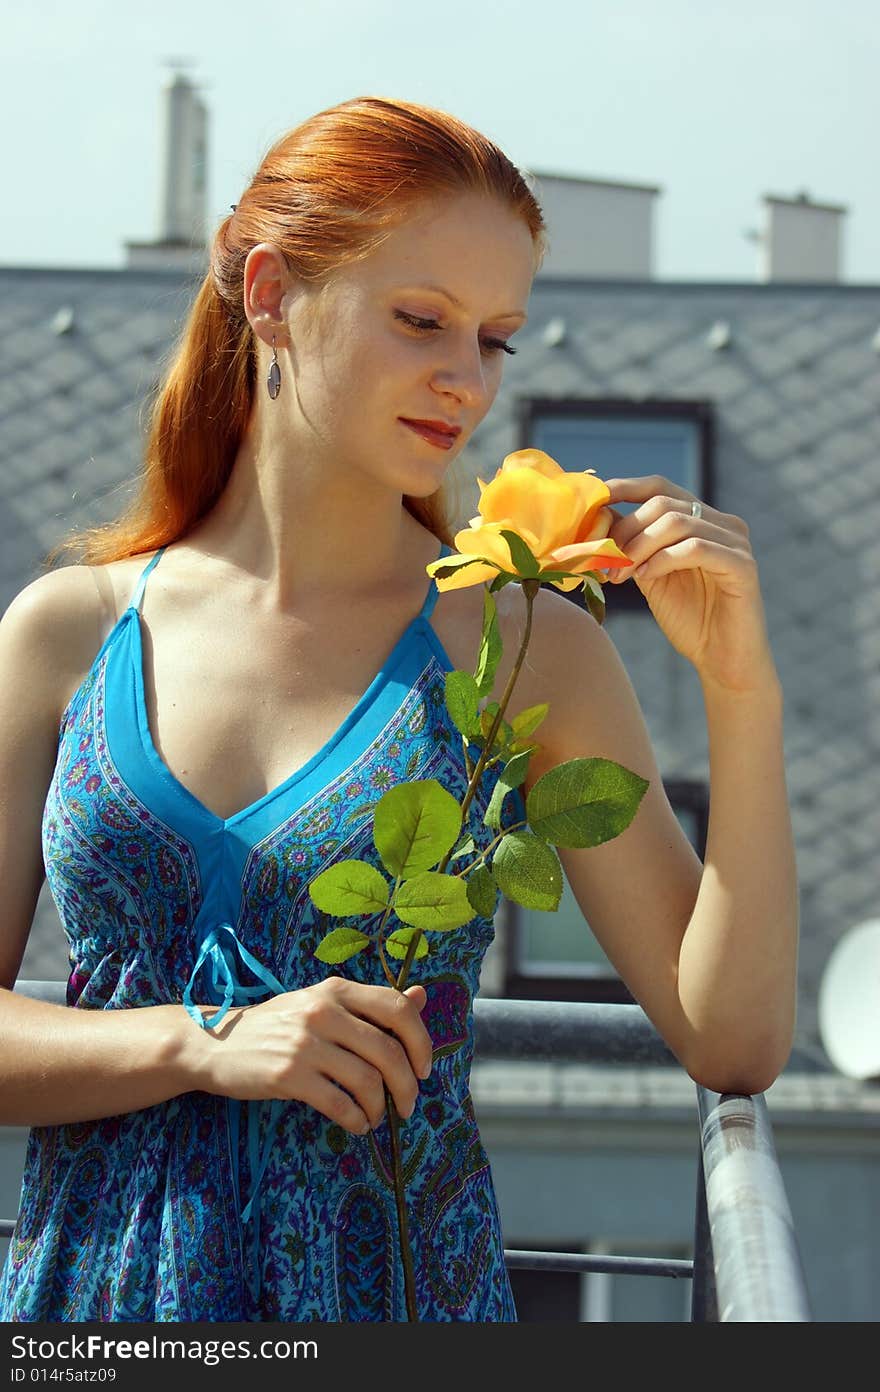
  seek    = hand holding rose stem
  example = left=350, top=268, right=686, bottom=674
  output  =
left=307, top=450, right=636, bottom=1319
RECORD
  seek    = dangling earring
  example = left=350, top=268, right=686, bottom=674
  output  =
left=267, top=335, right=282, bottom=400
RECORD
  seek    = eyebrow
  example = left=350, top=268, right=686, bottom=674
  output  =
left=399, top=283, right=528, bottom=323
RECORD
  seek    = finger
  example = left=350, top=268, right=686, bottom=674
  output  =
left=630, top=538, right=756, bottom=585
left=342, top=981, right=434, bottom=1080
left=609, top=513, right=733, bottom=581
left=331, top=1007, right=424, bottom=1115
left=314, top=1040, right=393, bottom=1129
left=609, top=493, right=707, bottom=552
left=603, top=476, right=688, bottom=508
left=301, top=1069, right=373, bottom=1137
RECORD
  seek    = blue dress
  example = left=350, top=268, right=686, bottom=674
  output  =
left=0, top=543, right=520, bottom=1322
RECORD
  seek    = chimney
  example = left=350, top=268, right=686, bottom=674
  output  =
left=125, top=64, right=209, bottom=272
left=759, top=192, right=847, bottom=283
left=528, top=172, right=660, bottom=280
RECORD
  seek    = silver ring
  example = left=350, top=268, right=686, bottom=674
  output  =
left=690, top=499, right=703, bottom=519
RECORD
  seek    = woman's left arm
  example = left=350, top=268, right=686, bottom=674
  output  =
left=517, top=475, right=799, bottom=1095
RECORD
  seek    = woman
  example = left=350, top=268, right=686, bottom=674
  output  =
left=0, top=96, right=798, bottom=1322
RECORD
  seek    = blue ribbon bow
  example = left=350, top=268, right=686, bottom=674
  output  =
left=183, top=922, right=288, bottom=1304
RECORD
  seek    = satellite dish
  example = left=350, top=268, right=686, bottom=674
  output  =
left=818, top=918, right=880, bottom=1080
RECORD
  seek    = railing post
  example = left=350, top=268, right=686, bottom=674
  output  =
left=696, top=1088, right=812, bottom=1321
left=690, top=1145, right=718, bottom=1321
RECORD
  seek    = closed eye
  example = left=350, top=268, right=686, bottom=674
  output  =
left=393, top=309, right=517, bottom=356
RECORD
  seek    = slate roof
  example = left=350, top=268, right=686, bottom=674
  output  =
left=2, top=263, right=879, bottom=1094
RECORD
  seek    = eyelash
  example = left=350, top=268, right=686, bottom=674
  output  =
left=393, top=310, right=517, bottom=356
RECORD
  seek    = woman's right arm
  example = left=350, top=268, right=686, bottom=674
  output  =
left=0, top=570, right=432, bottom=1135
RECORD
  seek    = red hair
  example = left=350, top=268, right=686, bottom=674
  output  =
left=45, top=95, right=547, bottom=568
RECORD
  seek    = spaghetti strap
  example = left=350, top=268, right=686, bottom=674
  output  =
left=129, top=547, right=167, bottom=614
left=419, top=542, right=453, bottom=622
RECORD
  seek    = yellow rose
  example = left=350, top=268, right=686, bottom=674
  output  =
left=427, top=448, right=633, bottom=593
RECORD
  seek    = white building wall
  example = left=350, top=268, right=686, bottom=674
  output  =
left=762, top=197, right=845, bottom=282
left=531, top=174, right=658, bottom=280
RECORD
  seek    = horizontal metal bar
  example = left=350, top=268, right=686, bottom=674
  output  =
left=473, top=996, right=681, bottom=1066
left=504, top=1249, right=694, bottom=1279
left=12, top=980, right=66, bottom=1005
left=0, top=1220, right=696, bottom=1284
left=0, top=1219, right=694, bottom=1280
left=12, top=982, right=685, bottom=1066
left=696, top=1087, right=812, bottom=1321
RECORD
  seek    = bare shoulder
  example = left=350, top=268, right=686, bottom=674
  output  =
left=1, top=558, right=145, bottom=726
left=491, top=582, right=621, bottom=729
left=0, top=560, right=140, bottom=988
left=501, top=584, right=669, bottom=790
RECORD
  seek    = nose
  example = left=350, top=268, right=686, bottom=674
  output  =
left=432, top=335, right=492, bottom=413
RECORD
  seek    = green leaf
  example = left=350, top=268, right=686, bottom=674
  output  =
left=394, top=871, right=475, bottom=931
left=508, top=738, right=541, bottom=758
left=483, top=748, right=533, bottom=830
left=499, top=529, right=540, bottom=578
left=308, top=859, right=390, bottom=916
left=478, top=707, right=514, bottom=765
left=492, top=831, right=563, bottom=911
left=314, top=927, right=371, bottom=964
left=489, top=572, right=515, bottom=594
left=473, top=588, right=503, bottom=698
left=449, top=833, right=476, bottom=863
left=386, top=927, right=429, bottom=960
left=373, top=780, right=463, bottom=878
left=526, top=757, right=649, bottom=849
left=511, top=703, right=549, bottom=741
left=499, top=747, right=532, bottom=791
left=466, top=864, right=498, bottom=918
left=483, top=778, right=508, bottom=831
left=583, top=572, right=607, bottom=626
left=480, top=701, right=500, bottom=736
left=445, top=669, right=481, bottom=740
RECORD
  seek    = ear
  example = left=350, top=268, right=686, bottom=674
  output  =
left=243, top=243, right=294, bottom=349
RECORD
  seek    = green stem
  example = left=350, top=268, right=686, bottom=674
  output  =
left=382, top=580, right=538, bottom=1321
left=377, top=938, right=396, bottom=989
left=384, top=1081, right=418, bottom=1321
left=451, top=818, right=529, bottom=878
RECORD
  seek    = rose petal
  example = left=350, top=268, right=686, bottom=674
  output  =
left=453, top=519, right=542, bottom=571
left=547, top=538, right=632, bottom=573
left=479, top=469, right=584, bottom=555
left=498, top=448, right=571, bottom=480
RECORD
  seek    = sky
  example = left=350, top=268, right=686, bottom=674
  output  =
left=2, top=0, right=878, bottom=282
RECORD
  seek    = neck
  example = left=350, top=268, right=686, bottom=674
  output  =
left=179, top=425, right=437, bottom=609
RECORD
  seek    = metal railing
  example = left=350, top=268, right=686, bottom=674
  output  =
left=3, top=984, right=812, bottom=1321
left=472, top=998, right=812, bottom=1321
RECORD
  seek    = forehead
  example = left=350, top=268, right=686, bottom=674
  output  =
left=347, top=192, right=536, bottom=310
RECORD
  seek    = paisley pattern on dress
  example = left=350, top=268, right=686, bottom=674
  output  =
left=0, top=546, right=519, bottom=1323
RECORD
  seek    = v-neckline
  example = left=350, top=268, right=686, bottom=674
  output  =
left=130, top=544, right=449, bottom=830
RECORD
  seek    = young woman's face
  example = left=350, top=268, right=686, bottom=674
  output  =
left=279, top=191, right=536, bottom=497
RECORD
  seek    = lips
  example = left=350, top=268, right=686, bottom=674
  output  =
left=399, top=418, right=461, bottom=450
